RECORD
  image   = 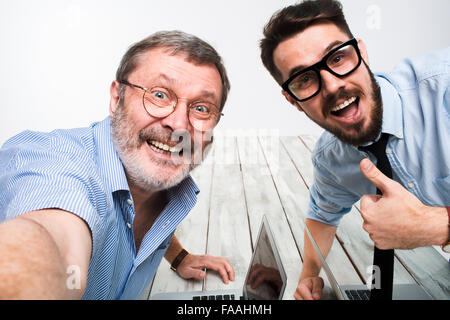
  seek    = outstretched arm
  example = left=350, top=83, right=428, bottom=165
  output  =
left=0, top=209, right=92, bottom=299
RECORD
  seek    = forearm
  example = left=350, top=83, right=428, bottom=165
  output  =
left=0, top=217, right=77, bottom=299
left=164, top=235, right=184, bottom=264
left=419, top=206, right=448, bottom=247
left=300, top=218, right=337, bottom=279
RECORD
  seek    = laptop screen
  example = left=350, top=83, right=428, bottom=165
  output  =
left=243, top=216, right=287, bottom=300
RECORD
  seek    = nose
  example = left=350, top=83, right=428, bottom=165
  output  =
left=160, top=99, right=191, bottom=132
left=320, top=69, right=346, bottom=98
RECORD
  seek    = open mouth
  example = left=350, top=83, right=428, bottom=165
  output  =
left=147, top=140, right=183, bottom=156
left=329, top=96, right=360, bottom=122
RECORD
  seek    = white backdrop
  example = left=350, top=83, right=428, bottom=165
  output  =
left=1, top=0, right=449, bottom=145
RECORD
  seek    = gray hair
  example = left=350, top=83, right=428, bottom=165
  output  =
left=116, top=30, right=230, bottom=111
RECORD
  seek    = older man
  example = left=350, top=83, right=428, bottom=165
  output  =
left=260, top=0, right=449, bottom=300
left=0, top=31, right=234, bottom=299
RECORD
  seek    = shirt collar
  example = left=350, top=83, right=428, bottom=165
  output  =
left=376, top=74, right=405, bottom=140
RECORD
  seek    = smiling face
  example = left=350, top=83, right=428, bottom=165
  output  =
left=274, top=22, right=382, bottom=146
left=110, top=47, right=222, bottom=191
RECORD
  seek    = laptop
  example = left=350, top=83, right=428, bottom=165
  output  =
left=151, top=215, right=287, bottom=300
left=304, top=223, right=432, bottom=300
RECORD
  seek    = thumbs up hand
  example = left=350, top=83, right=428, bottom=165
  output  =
left=359, top=158, right=448, bottom=250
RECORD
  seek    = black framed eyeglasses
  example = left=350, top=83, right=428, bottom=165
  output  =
left=118, top=80, right=224, bottom=131
left=281, top=38, right=362, bottom=102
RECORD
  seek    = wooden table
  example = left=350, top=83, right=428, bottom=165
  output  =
left=142, top=135, right=449, bottom=300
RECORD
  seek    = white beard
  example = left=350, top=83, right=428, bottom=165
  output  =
left=110, top=105, right=210, bottom=192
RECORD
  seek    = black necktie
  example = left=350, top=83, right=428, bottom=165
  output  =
left=358, top=133, right=394, bottom=300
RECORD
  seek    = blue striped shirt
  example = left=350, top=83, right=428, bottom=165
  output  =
left=307, top=47, right=450, bottom=226
left=0, top=116, right=199, bottom=299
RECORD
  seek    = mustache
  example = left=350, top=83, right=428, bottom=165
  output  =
left=137, top=127, right=209, bottom=155
left=322, top=88, right=364, bottom=117
left=138, top=127, right=179, bottom=145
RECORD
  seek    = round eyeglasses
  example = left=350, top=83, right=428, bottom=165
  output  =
left=281, top=38, right=362, bottom=102
left=118, top=80, right=224, bottom=131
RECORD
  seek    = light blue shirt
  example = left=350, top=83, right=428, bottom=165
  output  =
left=308, top=47, right=450, bottom=226
left=0, top=117, right=199, bottom=299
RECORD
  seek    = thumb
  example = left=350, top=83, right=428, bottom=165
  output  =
left=177, top=262, right=206, bottom=280
left=360, top=158, right=393, bottom=195
left=191, top=268, right=206, bottom=280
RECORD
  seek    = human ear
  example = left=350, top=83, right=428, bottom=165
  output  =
left=109, top=81, right=121, bottom=116
left=357, top=38, right=370, bottom=66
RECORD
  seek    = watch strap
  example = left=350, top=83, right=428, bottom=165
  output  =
left=170, top=249, right=189, bottom=272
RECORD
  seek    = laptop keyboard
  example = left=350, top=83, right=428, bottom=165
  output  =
left=192, top=294, right=243, bottom=300
left=345, top=289, right=370, bottom=300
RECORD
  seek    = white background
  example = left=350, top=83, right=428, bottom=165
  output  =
left=1, top=0, right=449, bottom=145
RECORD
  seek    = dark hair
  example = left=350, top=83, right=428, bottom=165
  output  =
left=260, top=0, right=353, bottom=84
left=116, top=30, right=230, bottom=111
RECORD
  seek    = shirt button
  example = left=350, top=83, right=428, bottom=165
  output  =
left=126, top=199, right=133, bottom=206
left=385, top=147, right=392, bottom=154
left=408, top=182, right=415, bottom=189
left=127, top=222, right=132, bottom=229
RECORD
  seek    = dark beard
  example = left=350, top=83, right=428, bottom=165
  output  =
left=333, top=65, right=382, bottom=146
left=302, top=62, right=383, bottom=147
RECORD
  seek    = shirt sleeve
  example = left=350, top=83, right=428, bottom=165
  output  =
left=0, top=135, right=106, bottom=255
left=306, top=154, right=357, bottom=226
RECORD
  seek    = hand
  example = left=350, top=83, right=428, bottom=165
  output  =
left=359, top=158, right=448, bottom=249
left=294, top=276, right=324, bottom=300
left=176, top=253, right=235, bottom=284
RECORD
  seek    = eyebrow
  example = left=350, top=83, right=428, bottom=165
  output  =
left=287, top=40, right=345, bottom=78
left=151, top=74, right=219, bottom=103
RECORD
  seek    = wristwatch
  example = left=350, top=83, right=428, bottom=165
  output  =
left=170, top=249, right=189, bottom=272
left=442, top=207, right=450, bottom=253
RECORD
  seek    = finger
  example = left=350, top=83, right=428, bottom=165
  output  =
left=293, top=286, right=304, bottom=300
left=360, top=158, right=393, bottom=195
left=218, top=267, right=230, bottom=284
left=298, top=284, right=314, bottom=300
left=225, top=260, right=235, bottom=282
left=311, top=277, right=324, bottom=300
left=221, top=259, right=236, bottom=284
left=194, top=268, right=206, bottom=280
left=360, top=194, right=382, bottom=220
left=360, top=194, right=381, bottom=210
left=362, top=221, right=370, bottom=233
left=214, top=257, right=235, bottom=282
left=203, top=257, right=233, bottom=284
left=295, top=280, right=314, bottom=300
left=181, top=266, right=205, bottom=280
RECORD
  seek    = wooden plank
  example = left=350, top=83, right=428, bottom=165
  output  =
left=204, top=137, right=253, bottom=291
left=298, top=134, right=321, bottom=153
left=236, top=135, right=303, bottom=300
left=146, top=151, right=215, bottom=299
left=259, top=136, right=362, bottom=300
left=395, top=247, right=450, bottom=299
